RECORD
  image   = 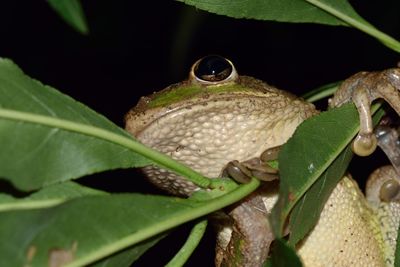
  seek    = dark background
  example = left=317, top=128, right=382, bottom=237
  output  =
left=1, top=1, right=399, bottom=265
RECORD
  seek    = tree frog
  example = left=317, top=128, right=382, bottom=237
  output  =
left=125, top=55, right=400, bottom=266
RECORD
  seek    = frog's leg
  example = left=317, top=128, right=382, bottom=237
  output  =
left=366, top=166, right=400, bottom=266
left=215, top=147, right=282, bottom=266
left=329, top=68, right=400, bottom=156
left=222, top=146, right=280, bottom=183
left=214, top=183, right=278, bottom=267
left=369, top=123, right=400, bottom=202
left=365, top=125, right=400, bottom=265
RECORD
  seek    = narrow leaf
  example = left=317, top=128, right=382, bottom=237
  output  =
left=270, top=104, right=359, bottom=236
left=47, top=0, right=89, bottom=34
left=0, top=58, right=152, bottom=191
left=302, top=82, right=340, bottom=103
left=0, top=181, right=106, bottom=211
left=179, top=0, right=400, bottom=53
left=304, top=0, right=400, bottom=52
left=270, top=104, right=383, bottom=239
left=178, top=0, right=348, bottom=25
left=288, top=146, right=353, bottom=245
left=289, top=107, right=383, bottom=245
left=0, top=178, right=259, bottom=267
left=0, top=194, right=182, bottom=267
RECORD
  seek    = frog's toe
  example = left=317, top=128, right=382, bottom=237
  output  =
left=331, top=68, right=400, bottom=157
left=242, top=156, right=279, bottom=182
left=260, top=146, right=281, bottom=162
left=352, top=133, right=377, bottom=156
left=222, top=160, right=252, bottom=183
left=221, top=149, right=280, bottom=183
left=222, top=159, right=278, bottom=183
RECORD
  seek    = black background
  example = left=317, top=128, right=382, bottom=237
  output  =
left=1, top=1, right=400, bottom=265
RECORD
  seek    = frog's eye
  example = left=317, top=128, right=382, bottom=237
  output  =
left=191, top=55, right=238, bottom=84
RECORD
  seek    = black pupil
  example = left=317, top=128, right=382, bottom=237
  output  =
left=194, top=55, right=232, bottom=82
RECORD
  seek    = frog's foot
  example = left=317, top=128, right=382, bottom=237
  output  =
left=329, top=68, right=400, bottom=156
left=221, top=146, right=280, bottom=183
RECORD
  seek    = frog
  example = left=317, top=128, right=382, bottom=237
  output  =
left=124, top=55, right=400, bottom=266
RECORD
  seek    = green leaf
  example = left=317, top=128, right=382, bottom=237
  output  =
left=0, top=179, right=259, bottom=267
left=288, top=146, right=353, bottom=245
left=305, top=0, right=400, bottom=52
left=0, top=58, right=154, bottom=191
left=270, top=104, right=384, bottom=242
left=302, top=82, right=340, bottom=103
left=0, top=58, right=213, bottom=192
left=178, top=0, right=348, bottom=25
left=268, top=238, right=303, bottom=267
left=178, top=0, right=400, bottom=53
left=47, top=0, right=89, bottom=34
left=0, top=195, right=177, bottom=267
left=270, top=104, right=382, bottom=237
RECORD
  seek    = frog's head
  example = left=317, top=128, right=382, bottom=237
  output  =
left=125, top=55, right=300, bottom=135
left=134, top=55, right=245, bottom=111
left=125, top=55, right=315, bottom=195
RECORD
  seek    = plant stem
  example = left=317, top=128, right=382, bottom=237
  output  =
left=302, top=82, right=339, bottom=103
left=0, top=199, right=64, bottom=211
left=165, top=219, right=208, bottom=267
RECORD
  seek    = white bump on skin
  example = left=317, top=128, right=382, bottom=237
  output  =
left=213, top=123, right=223, bottom=131
left=160, top=126, right=171, bottom=135
left=225, top=113, right=234, bottom=120
left=225, top=121, right=235, bottom=129
left=212, top=115, right=223, bottom=123
left=202, top=122, right=211, bottom=128
left=172, top=136, right=183, bottom=143
left=198, top=115, right=207, bottom=122
left=213, top=138, right=224, bottom=147
left=193, top=132, right=202, bottom=139
left=188, top=143, right=198, bottom=151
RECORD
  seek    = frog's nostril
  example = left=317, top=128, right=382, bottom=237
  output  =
left=194, top=55, right=233, bottom=82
